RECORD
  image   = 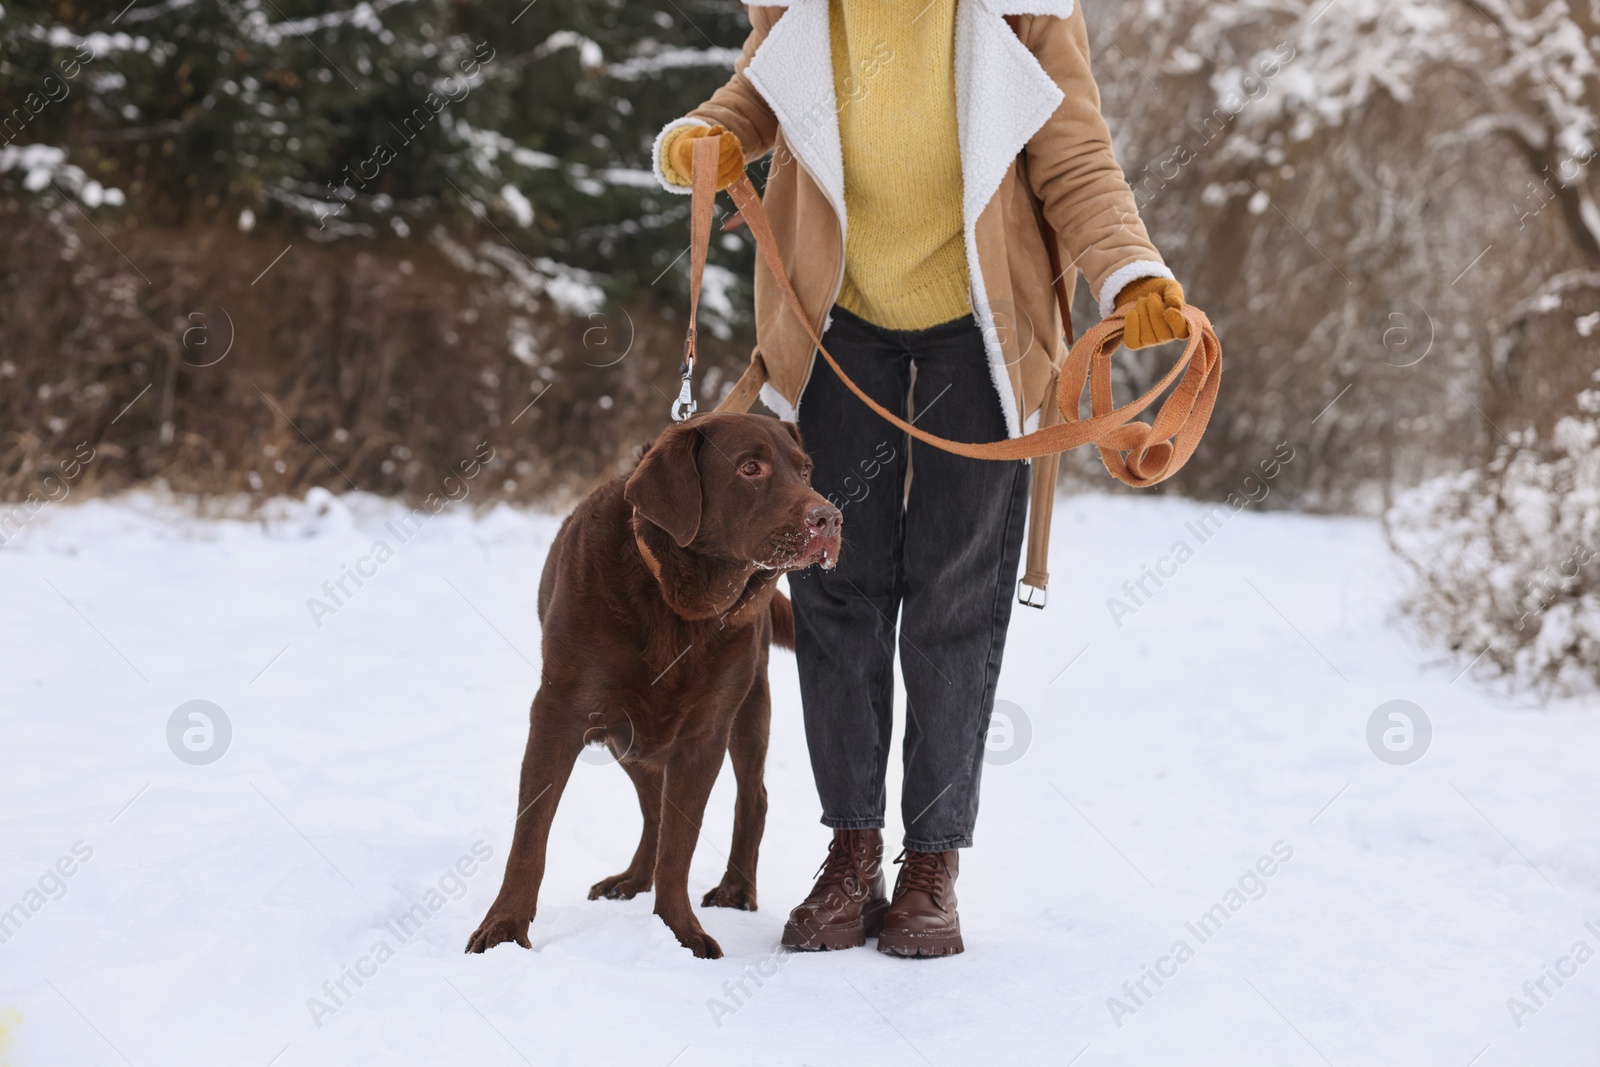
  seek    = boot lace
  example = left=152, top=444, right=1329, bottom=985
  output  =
left=813, top=836, right=874, bottom=902
left=893, top=850, right=948, bottom=905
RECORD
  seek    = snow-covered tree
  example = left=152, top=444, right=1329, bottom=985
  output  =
left=0, top=0, right=754, bottom=504
left=1086, top=0, right=1599, bottom=509
left=0, top=0, right=750, bottom=304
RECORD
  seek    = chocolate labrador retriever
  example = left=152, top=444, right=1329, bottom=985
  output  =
left=466, top=412, right=842, bottom=958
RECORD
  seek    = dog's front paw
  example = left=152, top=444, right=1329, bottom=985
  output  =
left=701, top=880, right=757, bottom=911
left=677, top=927, right=724, bottom=959
left=657, top=910, right=724, bottom=959
left=465, top=910, right=532, bottom=954
left=589, top=871, right=653, bottom=900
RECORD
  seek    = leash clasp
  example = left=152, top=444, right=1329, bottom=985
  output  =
left=671, top=375, right=697, bottom=422
left=671, top=345, right=697, bottom=422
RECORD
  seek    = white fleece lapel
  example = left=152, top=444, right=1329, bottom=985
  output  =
left=746, top=0, right=1077, bottom=438
left=956, top=0, right=1069, bottom=233
left=743, top=0, right=848, bottom=235
left=956, top=0, right=1072, bottom=436
left=990, top=0, right=1075, bottom=13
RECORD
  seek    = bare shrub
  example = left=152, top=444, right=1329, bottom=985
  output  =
left=0, top=209, right=748, bottom=512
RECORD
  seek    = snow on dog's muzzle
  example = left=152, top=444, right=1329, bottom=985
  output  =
left=799, top=503, right=842, bottom=570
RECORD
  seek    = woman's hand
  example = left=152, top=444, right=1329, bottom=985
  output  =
left=1116, top=277, right=1190, bottom=349
left=663, top=124, right=745, bottom=191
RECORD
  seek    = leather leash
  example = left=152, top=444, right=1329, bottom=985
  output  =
left=682, top=151, right=1223, bottom=604
left=672, top=134, right=725, bottom=421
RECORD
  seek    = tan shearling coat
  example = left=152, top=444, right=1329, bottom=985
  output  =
left=652, top=0, right=1172, bottom=439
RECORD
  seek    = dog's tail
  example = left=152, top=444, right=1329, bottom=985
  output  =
left=769, top=591, right=795, bottom=650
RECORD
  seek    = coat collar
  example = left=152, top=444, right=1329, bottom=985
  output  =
left=744, top=0, right=1071, bottom=230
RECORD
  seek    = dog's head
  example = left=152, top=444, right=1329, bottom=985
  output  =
left=624, top=413, right=842, bottom=572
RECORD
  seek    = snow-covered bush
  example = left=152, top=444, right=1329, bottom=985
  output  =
left=1389, top=378, right=1600, bottom=696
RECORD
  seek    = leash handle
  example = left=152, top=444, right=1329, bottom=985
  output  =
left=674, top=134, right=721, bottom=422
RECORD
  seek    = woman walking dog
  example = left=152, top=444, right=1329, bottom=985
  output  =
left=653, top=0, right=1191, bottom=957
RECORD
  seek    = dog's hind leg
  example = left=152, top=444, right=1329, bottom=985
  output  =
left=588, top=760, right=662, bottom=900
left=654, top=738, right=728, bottom=958
left=466, top=692, right=584, bottom=953
left=703, top=676, right=769, bottom=912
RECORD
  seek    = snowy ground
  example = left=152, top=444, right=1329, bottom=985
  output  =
left=1, top=487, right=1596, bottom=1067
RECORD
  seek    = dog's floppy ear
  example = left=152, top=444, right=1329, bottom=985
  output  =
left=624, top=423, right=702, bottom=547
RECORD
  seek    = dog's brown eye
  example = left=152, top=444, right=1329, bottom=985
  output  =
left=740, top=460, right=763, bottom=477
left=801, top=463, right=813, bottom=481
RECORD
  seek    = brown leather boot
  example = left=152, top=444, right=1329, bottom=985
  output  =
left=876, top=849, right=963, bottom=957
left=781, top=829, right=890, bottom=951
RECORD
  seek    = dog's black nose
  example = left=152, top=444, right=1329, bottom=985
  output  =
left=805, top=503, right=842, bottom=538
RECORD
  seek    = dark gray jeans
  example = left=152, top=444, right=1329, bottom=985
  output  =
left=788, top=306, right=1030, bottom=852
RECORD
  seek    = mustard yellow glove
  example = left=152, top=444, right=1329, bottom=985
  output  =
left=1116, top=277, right=1190, bottom=350
left=662, top=124, right=744, bottom=191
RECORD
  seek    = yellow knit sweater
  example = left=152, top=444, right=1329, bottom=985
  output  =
left=829, top=0, right=970, bottom=330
